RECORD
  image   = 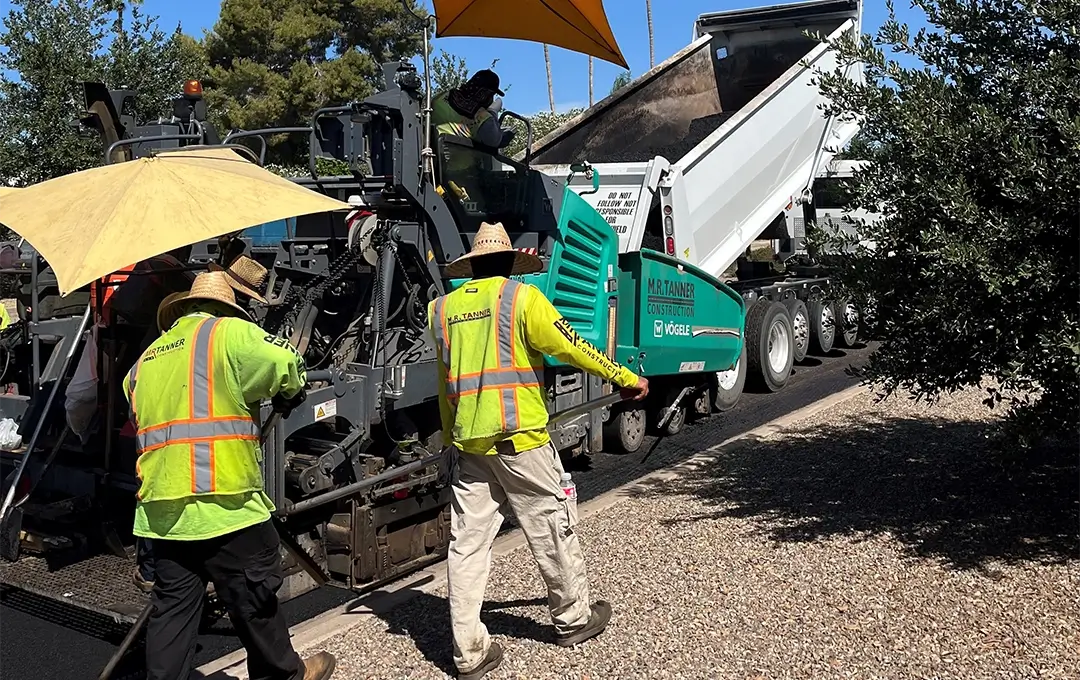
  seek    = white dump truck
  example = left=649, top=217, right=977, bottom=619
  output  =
left=525, top=0, right=866, bottom=402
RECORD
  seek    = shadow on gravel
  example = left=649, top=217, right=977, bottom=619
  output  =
left=631, top=413, right=1078, bottom=571
left=376, top=592, right=549, bottom=674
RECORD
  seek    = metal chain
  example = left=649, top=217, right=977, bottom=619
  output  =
left=267, top=220, right=381, bottom=335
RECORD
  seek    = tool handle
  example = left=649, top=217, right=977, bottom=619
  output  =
left=548, top=391, right=627, bottom=426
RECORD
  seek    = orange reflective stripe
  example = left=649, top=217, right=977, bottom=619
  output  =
left=137, top=419, right=260, bottom=452
left=137, top=415, right=255, bottom=436
left=130, top=316, right=257, bottom=495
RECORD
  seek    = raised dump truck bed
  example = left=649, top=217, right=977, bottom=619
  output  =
left=531, top=0, right=863, bottom=277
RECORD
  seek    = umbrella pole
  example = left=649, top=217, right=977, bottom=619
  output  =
left=0, top=304, right=92, bottom=527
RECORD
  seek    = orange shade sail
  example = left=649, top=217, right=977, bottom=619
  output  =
left=432, top=0, right=628, bottom=69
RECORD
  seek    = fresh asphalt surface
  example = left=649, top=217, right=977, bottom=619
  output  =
left=0, top=343, right=875, bottom=680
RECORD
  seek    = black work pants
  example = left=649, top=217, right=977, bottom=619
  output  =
left=146, top=520, right=303, bottom=680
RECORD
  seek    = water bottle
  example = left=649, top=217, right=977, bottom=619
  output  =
left=560, top=472, right=579, bottom=526
left=560, top=472, right=577, bottom=501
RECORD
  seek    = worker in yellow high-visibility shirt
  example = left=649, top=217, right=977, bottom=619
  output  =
left=0, top=303, right=10, bottom=330
left=123, top=271, right=336, bottom=680
left=431, top=69, right=515, bottom=150
left=428, top=222, right=649, bottom=680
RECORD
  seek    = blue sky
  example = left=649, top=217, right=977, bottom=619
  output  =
left=1, top=0, right=929, bottom=115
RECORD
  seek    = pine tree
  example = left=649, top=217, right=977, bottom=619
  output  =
left=201, top=0, right=427, bottom=164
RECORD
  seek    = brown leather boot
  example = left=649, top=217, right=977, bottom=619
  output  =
left=554, top=600, right=612, bottom=647
left=458, top=641, right=503, bottom=680
left=301, top=651, right=337, bottom=680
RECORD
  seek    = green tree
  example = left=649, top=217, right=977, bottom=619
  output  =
left=202, top=0, right=427, bottom=164
left=428, top=49, right=469, bottom=96
left=610, top=70, right=632, bottom=95
left=0, top=0, right=197, bottom=186
left=504, top=109, right=583, bottom=160
left=812, top=0, right=1079, bottom=439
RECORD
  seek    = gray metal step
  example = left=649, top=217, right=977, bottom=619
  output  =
left=0, top=550, right=147, bottom=623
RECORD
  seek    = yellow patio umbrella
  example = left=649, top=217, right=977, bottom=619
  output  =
left=432, top=0, right=628, bottom=68
left=0, top=147, right=350, bottom=296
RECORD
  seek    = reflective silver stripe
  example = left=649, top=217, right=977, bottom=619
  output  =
left=501, top=388, right=519, bottom=430
left=448, top=368, right=542, bottom=397
left=496, top=280, right=521, bottom=368
left=126, top=362, right=140, bottom=423
left=191, top=318, right=221, bottom=420
left=193, top=441, right=213, bottom=494
left=137, top=419, right=261, bottom=451
left=432, top=297, right=451, bottom=363
left=190, top=318, right=224, bottom=492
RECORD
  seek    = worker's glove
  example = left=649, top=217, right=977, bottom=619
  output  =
left=497, top=127, right=517, bottom=149
left=272, top=389, right=307, bottom=418
left=487, top=96, right=503, bottom=115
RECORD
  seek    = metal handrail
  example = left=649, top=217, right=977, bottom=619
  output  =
left=222, top=127, right=313, bottom=166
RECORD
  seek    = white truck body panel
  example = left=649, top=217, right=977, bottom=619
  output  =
left=530, top=0, right=864, bottom=280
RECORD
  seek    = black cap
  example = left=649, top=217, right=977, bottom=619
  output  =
left=465, top=69, right=504, bottom=96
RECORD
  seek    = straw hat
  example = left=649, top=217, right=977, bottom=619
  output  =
left=208, top=255, right=268, bottom=303
left=446, top=222, right=542, bottom=279
left=157, top=271, right=254, bottom=332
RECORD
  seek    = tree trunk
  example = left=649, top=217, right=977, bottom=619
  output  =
left=545, top=44, right=555, bottom=113
left=588, top=56, right=594, bottom=106
left=646, top=0, right=655, bottom=68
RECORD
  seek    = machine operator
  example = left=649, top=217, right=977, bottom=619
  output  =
left=431, top=69, right=516, bottom=150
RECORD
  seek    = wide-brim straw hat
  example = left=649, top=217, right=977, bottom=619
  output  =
left=446, top=221, right=542, bottom=279
left=208, top=254, right=268, bottom=303
left=157, top=271, right=254, bottom=332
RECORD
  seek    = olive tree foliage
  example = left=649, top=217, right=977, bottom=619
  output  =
left=0, top=0, right=200, bottom=187
left=504, top=109, right=583, bottom=160
left=811, top=0, right=1079, bottom=439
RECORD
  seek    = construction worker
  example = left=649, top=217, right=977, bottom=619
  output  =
left=132, top=254, right=269, bottom=595
left=123, top=270, right=335, bottom=680
left=431, top=69, right=516, bottom=150
left=428, top=221, right=649, bottom=680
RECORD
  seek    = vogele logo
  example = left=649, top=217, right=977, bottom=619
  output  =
left=653, top=319, right=664, bottom=338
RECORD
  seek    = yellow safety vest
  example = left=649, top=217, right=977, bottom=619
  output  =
left=125, top=315, right=263, bottom=502
left=430, top=278, right=547, bottom=441
left=431, top=92, right=490, bottom=140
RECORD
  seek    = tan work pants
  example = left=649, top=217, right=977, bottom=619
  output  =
left=447, top=441, right=591, bottom=672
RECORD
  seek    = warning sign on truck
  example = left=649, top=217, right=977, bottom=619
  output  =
left=587, top=188, right=638, bottom=235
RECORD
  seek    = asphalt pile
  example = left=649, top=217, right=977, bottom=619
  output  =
left=596, top=111, right=738, bottom=164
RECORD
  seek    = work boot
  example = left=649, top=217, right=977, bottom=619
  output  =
left=301, top=651, right=337, bottom=680
left=458, top=642, right=503, bottom=680
left=132, top=567, right=154, bottom=594
left=554, top=600, right=612, bottom=647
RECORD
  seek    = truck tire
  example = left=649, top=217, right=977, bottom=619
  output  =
left=783, top=298, right=809, bottom=363
left=712, top=342, right=746, bottom=412
left=603, top=404, right=646, bottom=454
left=834, top=299, right=860, bottom=348
left=746, top=300, right=794, bottom=392
left=808, top=299, right=836, bottom=355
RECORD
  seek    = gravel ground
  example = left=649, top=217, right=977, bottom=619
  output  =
left=311, top=387, right=1078, bottom=679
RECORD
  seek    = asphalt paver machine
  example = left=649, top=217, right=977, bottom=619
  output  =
left=0, top=49, right=747, bottom=628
